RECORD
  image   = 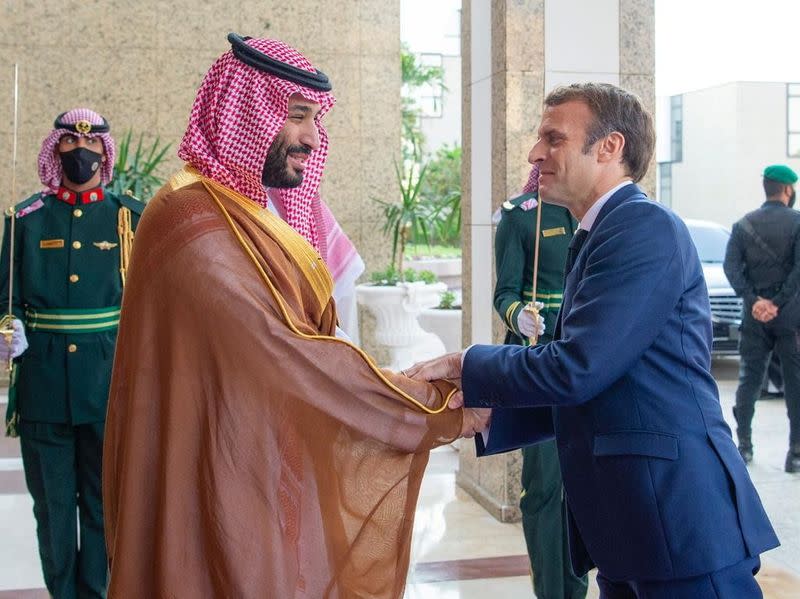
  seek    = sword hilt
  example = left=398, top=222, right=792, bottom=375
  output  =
left=0, top=313, right=16, bottom=372
left=522, top=301, right=541, bottom=346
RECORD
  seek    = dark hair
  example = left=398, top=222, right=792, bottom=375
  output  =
left=763, top=178, right=786, bottom=199
left=544, top=83, right=655, bottom=182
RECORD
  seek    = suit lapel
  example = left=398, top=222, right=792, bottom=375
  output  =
left=553, top=183, right=647, bottom=340
left=591, top=182, right=644, bottom=233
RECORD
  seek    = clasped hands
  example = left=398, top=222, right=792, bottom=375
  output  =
left=403, top=351, right=491, bottom=439
left=752, top=297, right=778, bottom=323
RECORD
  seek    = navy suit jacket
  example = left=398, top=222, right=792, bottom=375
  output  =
left=464, top=184, right=779, bottom=582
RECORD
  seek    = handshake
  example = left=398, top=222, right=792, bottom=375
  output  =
left=402, top=351, right=491, bottom=439
left=400, top=306, right=545, bottom=439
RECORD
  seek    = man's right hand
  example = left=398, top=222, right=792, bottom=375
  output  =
left=460, top=408, right=491, bottom=438
left=0, top=318, right=28, bottom=362
left=404, top=351, right=463, bottom=385
left=517, top=304, right=546, bottom=339
left=404, top=351, right=465, bottom=409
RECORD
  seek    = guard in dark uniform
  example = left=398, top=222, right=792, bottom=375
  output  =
left=493, top=166, right=587, bottom=599
left=723, top=164, right=800, bottom=473
left=0, top=108, right=144, bottom=598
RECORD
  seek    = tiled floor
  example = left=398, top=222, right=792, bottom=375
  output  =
left=0, top=357, right=798, bottom=598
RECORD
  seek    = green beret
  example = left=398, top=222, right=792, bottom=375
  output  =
left=763, top=164, right=798, bottom=185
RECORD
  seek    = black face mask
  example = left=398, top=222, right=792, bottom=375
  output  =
left=60, top=147, right=103, bottom=185
left=790, top=189, right=796, bottom=209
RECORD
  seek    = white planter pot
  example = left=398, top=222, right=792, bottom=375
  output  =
left=418, top=307, right=462, bottom=354
left=356, top=281, right=448, bottom=371
left=405, top=258, right=462, bottom=290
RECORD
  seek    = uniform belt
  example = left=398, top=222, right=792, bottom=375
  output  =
left=523, top=288, right=564, bottom=310
left=25, top=306, right=121, bottom=333
left=755, top=284, right=782, bottom=297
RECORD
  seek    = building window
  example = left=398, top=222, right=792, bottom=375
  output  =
left=670, top=95, right=683, bottom=163
left=659, top=162, right=672, bottom=208
left=417, top=53, right=444, bottom=118
left=787, top=83, right=800, bottom=157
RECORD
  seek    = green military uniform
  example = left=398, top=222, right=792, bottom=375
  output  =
left=494, top=192, right=588, bottom=599
left=0, top=187, right=143, bottom=599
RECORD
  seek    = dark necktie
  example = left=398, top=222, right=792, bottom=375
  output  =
left=565, top=228, right=589, bottom=278
left=555, top=228, right=590, bottom=340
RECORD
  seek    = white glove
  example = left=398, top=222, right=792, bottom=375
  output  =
left=517, top=302, right=546, bottom=339
left=0, top=318, right=28, bottom=361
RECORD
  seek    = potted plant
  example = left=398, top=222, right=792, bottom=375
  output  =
left=110, top=130, right=172, bottom=200
left=354, top=48, right=456, bottom=369
left=404, top=144, right=463, bottom=289
left=419, top=289, right=462, bottom=353
left=356, top=160, right=448, bottom=370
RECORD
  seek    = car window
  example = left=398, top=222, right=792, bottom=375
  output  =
left=687, top=224, right=730, bottom=263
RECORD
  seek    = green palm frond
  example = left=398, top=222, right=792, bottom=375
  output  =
left=110, top=130, right=172, bottom=201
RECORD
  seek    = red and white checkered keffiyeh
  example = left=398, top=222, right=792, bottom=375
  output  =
left=522, top=163, right=540, bottom=194
left=178, top=38, right=335, bottom=253
left=37, top=108, right=116, bottom=194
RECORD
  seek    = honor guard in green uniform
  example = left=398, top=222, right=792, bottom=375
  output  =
left=0, top=108, right=143, bottom=599
left=493, top=165, right=588, bottom=599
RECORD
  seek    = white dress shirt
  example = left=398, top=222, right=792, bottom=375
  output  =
left=578, top=179, right=633, bottom=232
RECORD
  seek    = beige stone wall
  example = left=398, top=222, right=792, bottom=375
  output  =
left=620, top=0, right=656, bottom=197
left=491, top=0, right=546, bottom=347
left=0, top=1, right=398, bottom=279
left=460, top=0, right=548, bottom=523
left=0, top=1, right=399, bottom=359
left=460, top=0, right=472, bottom=353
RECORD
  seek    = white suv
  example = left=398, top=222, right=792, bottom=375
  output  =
left=685, top=219, right=743, bottom=355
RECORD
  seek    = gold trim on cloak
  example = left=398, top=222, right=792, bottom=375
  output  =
left=168, top=167, right=333, bottom=309
left=166, top=167, right=456, bottom=416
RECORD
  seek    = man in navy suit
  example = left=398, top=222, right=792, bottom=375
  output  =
left=406, top=83, right=778, bottom=598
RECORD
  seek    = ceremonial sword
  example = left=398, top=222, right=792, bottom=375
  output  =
left=0, top=64, right=19, bottom=371
left=523, top=191, right=544, bottom=346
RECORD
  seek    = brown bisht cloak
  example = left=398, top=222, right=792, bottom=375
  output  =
left=103, top=168, right=463, bottom=599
